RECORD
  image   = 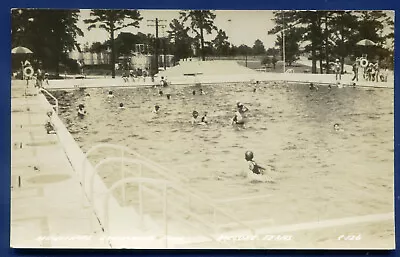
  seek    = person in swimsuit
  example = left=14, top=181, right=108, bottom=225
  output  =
left=231, top=111, right=244, bottom=125
left=191, top=111, right=199, bottom=125
left=245, top=151, right=266, bottom=175
left=237, top=102, right=249, bottom=114
left=334, top=59, right=341, bottom=81
left=77, top=104, right=87, bottom=118
left=152, top=105, right=160, bottom=114
left=44, top=111, right=56, bottom=134
left=201, top=112, right=208, bottom=124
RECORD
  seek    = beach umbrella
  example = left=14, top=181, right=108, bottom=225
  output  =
left=356, top=39, right=376, bottom=46
left=11, top=46, right=33, bottom=54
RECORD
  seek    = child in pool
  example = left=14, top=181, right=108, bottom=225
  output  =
left=44, top=111, right=56, bottom=134
left=333, top=123, right=344, bottom=132
left=231, top=111, right=245, bottom=125
left=243, top=151, right=273, bottom=182
left=191, top=111, right=199, bottom=125
left=152, top=105, right=160, bottom=114
left=119, top=103, right=125, bottom=109
left=245, top=151, right=266, bottom=175
left=107, top=90, right=114, bottom=98
left=199, top=88, right=206, bottom=95
left=201, top=112, right=208, bottom=124
left=236, top=101, right=249, bottom=114
left=77, top=104, right=87, bottom=118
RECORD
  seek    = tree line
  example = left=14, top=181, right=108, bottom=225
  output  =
left=12, top=9, right=394, bottom=77
left=268, top=11, right=394, bottom=73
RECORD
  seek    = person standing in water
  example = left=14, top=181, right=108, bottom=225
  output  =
left=244, top=151, right=266, bottom=175
left=191, top=111, right=199, bottom=125
left=77, top=104, right=87, bottom=118
left=201, top=112, right=208, bottom=124
left=237, top=101, right=249, bottom=114
left=152, top=105, right=160, bottom=114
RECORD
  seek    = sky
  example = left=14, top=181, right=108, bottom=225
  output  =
left=76, top=10, right=278, bottom=49
left=76, top=10, right=395, bottom=50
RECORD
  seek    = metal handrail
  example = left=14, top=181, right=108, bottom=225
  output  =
left=40, top=88, right=59, bottom=114
left=82, top=143, right=256, bottom=235
left=89, top=157, right=251, bottom=234
left=104, top=177, right=231, bottom=248
left=103, top=177, right=170, bottom=248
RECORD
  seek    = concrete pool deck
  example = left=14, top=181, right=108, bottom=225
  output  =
left=11, top=80, right=112, bottom=248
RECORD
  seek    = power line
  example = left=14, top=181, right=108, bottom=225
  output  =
left=147, top=18, right=167, bottom=74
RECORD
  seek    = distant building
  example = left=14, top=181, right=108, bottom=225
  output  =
left=130, top=53, right=174, bottom=71
left=68, top=51, right=111, bottom=65
left=68, top=50, right=174, bottom=70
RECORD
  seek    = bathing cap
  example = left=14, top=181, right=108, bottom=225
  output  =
left=245, top=151, right=254, bottom=161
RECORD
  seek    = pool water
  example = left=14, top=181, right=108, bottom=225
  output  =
left=50, top=82, right=394, bottom=245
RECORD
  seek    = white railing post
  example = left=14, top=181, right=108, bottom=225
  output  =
left=121, top=149, right=125, bottom=205
left=139, top=180, right=143, bottom=223
left=164, top=182, right=168, bottom=248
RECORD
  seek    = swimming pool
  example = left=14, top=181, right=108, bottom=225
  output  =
left=49, top=82, right=394, bottom=247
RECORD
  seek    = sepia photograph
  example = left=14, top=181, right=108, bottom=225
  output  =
left=10, top=9, right=394, bottom=249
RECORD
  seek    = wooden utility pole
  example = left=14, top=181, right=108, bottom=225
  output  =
left=147, top=18, right=166, bottom=75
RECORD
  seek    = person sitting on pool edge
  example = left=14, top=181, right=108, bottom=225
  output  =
left=77, top=104, right=87, bottom=118
left=191, top=110, right=199, bottom=125
left=44, top=111, right=56, bottom=134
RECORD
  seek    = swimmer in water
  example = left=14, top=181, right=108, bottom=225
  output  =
left=77, top=104, right=87, bottom=118
left=191, top=111, right=199, bottom=125
left=309, top=83, right=319, bottom=91
left=166, top=93, right=171, bottom=100
left=159, top=90, right=163, bottom=96
left=243, top=151, right=274, bottom=182
left=119, top=103, right=125, bottom=109
left=333, top=123, right=344, bottom=132
left=245, top=151, right=266, bottom=175
left=107, top=90, right=114, bottom=98
left=44, top=111, right=56, bottom=134
left=231, top=110, right=245, bottom=125
left=199, top=88, right=205, bottom=95
left=192, top=90, right=196, bottom=96
left=201, top=112, right=208, bottom=124
left=236, top=101, right=249, bottom=114
left=152, top=105, right=160, bottom=114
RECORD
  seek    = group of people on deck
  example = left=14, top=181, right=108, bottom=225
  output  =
left=334, top=57, right=388, bottom=83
